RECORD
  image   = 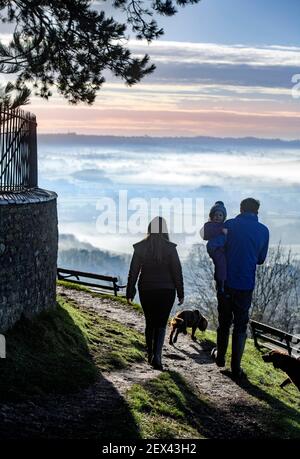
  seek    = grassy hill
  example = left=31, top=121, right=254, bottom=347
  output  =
left=0, top=293, right=144, bottom=400
left=127, top=329, right=300, bottom=439
left=0, top=283, right=299, bottom=439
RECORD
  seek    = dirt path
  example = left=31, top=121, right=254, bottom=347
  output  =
left=56, top=286, right=270, bottom=439
left=0, top=286, right=275, bottom=439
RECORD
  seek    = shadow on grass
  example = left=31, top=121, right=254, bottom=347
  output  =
left=128, top=370, right=272, bottom=439
left=221, top=364, right=300, bottom=438
left=195, top=335, right=300, bottom=438
left=0, top=301, right=141, bottom=440
left=165, top=334, right=299, bottom=438
left=130, top=368, right=299, bottom=439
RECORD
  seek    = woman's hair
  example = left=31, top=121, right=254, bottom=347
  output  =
left=146, top=216, right=169, bottom=263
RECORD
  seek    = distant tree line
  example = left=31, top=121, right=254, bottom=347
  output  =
left=58, top=247, right=131, bottom=286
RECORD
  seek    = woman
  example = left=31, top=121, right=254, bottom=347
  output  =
left=126, top=216, right=184, bottom=370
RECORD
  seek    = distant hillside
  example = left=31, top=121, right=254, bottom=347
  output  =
left=58, top=234, right=130, bottom=284
left=38, top=133, right=300, bottom=149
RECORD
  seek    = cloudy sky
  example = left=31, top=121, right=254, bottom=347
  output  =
left=2, top=0, right=300, bottom=138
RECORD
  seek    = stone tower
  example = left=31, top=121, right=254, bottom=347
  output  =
left=0, top=106, right=58, bottom=332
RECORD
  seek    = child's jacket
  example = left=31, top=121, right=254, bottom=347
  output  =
left=202, top=222, right=227, bottom=282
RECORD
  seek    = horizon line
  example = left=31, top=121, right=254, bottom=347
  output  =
left=37, top=133, right=300, bottom=142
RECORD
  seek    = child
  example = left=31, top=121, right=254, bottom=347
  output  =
left=200, top=201, right=227, bottom=294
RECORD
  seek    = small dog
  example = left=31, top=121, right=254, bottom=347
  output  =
left=169, top=309, right=208, bottom=345
left=262, top=350, right=300, bottom=391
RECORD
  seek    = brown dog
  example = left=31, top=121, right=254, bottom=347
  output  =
left=262, top=350, right=300, bottom=391
left=169, top=309, right=208, bottom=345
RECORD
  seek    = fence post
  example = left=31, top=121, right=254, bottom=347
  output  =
left=28, top=116, right=38, bottom=188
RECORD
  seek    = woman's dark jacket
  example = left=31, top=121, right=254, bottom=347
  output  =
left=126, top=238, right=184, bottom=300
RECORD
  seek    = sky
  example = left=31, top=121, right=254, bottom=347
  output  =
left=1, top=0, right=300, bottom=138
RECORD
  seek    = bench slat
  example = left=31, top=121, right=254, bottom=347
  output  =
left=250, top=319, right=300, bottom=356
left=255, top=333, right=299, bottom=352
left=250, top=320, right=297, bottom=341
left=57, top=267, right=118, bottom=282
left=57, top=267, right=126, bottom=297
left=255, top=330, right=300, bottom=345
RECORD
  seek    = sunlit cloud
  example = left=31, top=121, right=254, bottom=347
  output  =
left=2, top=35, right=298, bottom=138
left=130, top=40, right=300, bottom=67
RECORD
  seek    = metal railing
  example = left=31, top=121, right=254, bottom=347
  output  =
left=0, top=105, right=37, bottom=192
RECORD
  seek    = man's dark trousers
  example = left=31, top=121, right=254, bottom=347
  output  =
left=216, top=287, right=253, bottom=373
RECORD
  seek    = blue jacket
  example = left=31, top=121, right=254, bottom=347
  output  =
left=223, top=213, right=269, bottom=290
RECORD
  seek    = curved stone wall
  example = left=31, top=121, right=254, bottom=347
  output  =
left=0, top=189, right=58, bottom=332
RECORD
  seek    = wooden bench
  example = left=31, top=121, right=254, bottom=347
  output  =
left=250, top=319, right=300, bottom=357
left=57, top=267, right=126, bottom=296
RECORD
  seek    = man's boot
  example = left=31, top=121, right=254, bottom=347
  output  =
left=145, top=326, right=154, bottom=364
left=231, top=332, right=247, bottom=378
left=151, top=327, right=166, bottom=371
left=211, top=328, right=229, bottom=367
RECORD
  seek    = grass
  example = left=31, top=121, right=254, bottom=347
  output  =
left=125, top=328, right=300, bottom=439
left=0, top=294, right=145, bottom=400
left=57, top=281, right=300, bottom=437
left=199, top=329, right=300, bottom=409
left=195, top=329, right=300, bottom=438
left=2, top=280, right=299, bottom=439
left=127, top=371, right=208, bottom=439
left=57, top=279, right=143, bottom=314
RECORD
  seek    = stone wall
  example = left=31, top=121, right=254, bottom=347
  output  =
left=0, top=189, right=58, bottom=333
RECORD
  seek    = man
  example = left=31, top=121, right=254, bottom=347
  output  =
left=210, top=198, right=269, bottom=379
